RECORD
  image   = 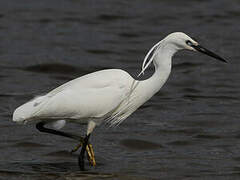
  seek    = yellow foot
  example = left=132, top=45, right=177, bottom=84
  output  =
left=86, top=144, right=96, bottom=166
left=71, top=143, right=82, bottom=153
left=70, top=143, right=96, bottom=167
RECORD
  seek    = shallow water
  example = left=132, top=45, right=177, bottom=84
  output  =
left=0, top=0, right=240, bottom=179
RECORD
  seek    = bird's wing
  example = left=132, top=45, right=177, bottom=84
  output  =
left=13, top=69, right=134, bottom=123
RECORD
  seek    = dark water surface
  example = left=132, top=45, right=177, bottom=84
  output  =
left=0, top=0, right=239, bottom=179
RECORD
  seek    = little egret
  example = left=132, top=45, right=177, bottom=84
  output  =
left=13, top=32, right=227, bottom=170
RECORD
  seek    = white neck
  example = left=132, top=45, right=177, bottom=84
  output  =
left=137, top=43, right=178, bottom=101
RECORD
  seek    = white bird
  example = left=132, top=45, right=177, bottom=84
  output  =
left=12, top=32, right=227, bottom=170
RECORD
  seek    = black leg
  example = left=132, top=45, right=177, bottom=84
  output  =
left=78, top=134, right=90, bottom=171
left=36, top=121, right=84, bottom=142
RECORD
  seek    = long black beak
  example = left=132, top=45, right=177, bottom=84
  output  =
left=192, top=44, right=228, bottom=63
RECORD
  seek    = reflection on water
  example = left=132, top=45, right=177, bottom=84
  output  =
left=0, top=0, right=239, bottom=179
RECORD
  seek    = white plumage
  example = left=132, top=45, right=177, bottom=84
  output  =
left=13, top=70, right=133, bottom=127
left=13, top=32, right=226, bottom=136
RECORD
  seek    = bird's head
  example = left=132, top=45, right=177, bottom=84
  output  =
left=164, top=32, right=227, bottom=63
left=138, top=32, right=227, bottom=77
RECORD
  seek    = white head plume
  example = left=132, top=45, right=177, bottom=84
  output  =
left=137, top=40, right=162, bottom=77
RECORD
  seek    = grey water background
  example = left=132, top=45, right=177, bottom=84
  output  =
left=0, top=0, right=239, bottom=179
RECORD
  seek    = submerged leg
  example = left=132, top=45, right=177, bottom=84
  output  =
left=85, top=121, right=97, bottom=167
left=36, top=121, right=96, bottom=170
left=78, top=121, right=97, bottom=170
left=78, top=134, right=90, bottom=170
left=72, top=141, right=96, bottom=167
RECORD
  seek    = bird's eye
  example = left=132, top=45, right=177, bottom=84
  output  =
left=186, top=40, right=192, bottom=46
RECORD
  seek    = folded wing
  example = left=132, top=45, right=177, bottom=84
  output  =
left=13, top=69, right=133, bottom=124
